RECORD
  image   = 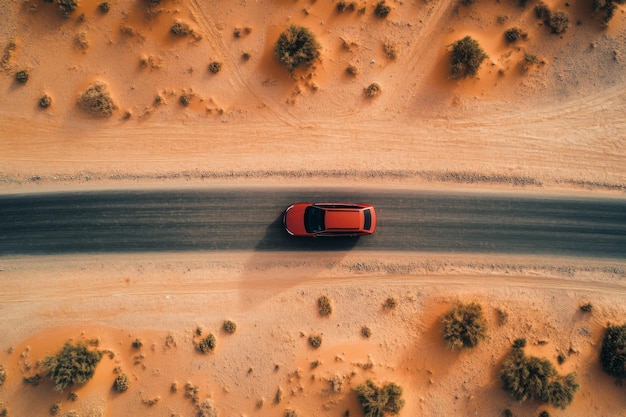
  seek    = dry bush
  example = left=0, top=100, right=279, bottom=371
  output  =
left=171, top=21, right=192, bottom=36
left=594, top=0, right=625, bottom=27
left=361, top=326, right=372, bottom=338
left=274, top=386, right=283, bottom=403
left=364, top=83, right=382, bottom=98
left=99, top=2, right=109, bottom=13
left=580, top=302, right=593, bottom=313
left=274, top=25, right=321, bottom=71
left=197, top=399, right=217, bottom=417
left=43, top=342, right=103, bottom=392
left=196, top=334, right=216, bottom=353
left=500, top=343, right=579, bottom=409
left=0, top=403, right=6, bottom=417
left=15, top=69, right=29, bottom=84
left=223, top=320, right=237, bottom=334
left=78, top=83, right=117, bottom=117
left=600, top=323, right=626, bottom=379
left=284, top=409, right=298, bottom=417
left=38, top=94, right=52, bottom=109
left=113, top=374, right=130, bottom=392
left=534, top=2, right=551, bottom=19
left=131, top=338, right=143, bottom=349
left=504, top=27, right=527, bottom=42
left=519, top=53, right=539, bottom=74
left=440, top=302, right=487, bottom=349
left=346, top=65, right=359, bottom=76
left=356, top=380, right=405, bottom=417
left=308, top=334, right=322, bottom=348
left=318, top=295, right=332, bottom=317
left=548, top=11, right=569, bottom=33
left=0, top=365, right=5, bottom=387
left=74, top=32, right=88, bottom=50
left=50, top=403, right=61, bottom=415
left=58, top=0, right=78, bottom=18
left=374, top=1, right=391, bottom=17
left=383, top=41, right=397, bottom=59
left=383, top=297, right=397, bottom=309
left=208, top=61, right=222, bottom=74
left=449, top=36, right=488, bottom=79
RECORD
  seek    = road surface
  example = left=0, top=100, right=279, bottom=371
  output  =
left=1, top=188, right=625, bottom=257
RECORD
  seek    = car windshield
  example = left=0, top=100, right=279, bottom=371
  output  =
left=304, top=206, right=325, bottom=233
left=363, top=209, right=372, bottom=230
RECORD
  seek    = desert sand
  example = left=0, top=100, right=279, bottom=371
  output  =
left=1, top=0, right=625, bottom=416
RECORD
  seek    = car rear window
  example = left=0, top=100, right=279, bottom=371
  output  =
left=363, top=209, right=372, bottom=230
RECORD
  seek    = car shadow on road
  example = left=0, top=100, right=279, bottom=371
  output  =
left=237, top=214, right=359, bottom=311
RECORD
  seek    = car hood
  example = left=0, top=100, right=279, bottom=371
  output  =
left=284, top=204, right=309, bottom=236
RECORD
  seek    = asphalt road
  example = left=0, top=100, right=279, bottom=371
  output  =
left=1, top=189, right=625, bottom=258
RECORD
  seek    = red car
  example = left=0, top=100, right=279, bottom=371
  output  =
left=283, top=203, right=376, bottom=237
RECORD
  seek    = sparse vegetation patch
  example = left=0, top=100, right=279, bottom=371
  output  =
left=78, top=82, right=117, bottom=117
left=197, top=399, right=217, bottom=417
left=441, top=302, right=487, bottom=349
left=356, top=380, right=405, bottom=417
left=374, top=1, right=391, bottom=18
left=274, top=25, right=321, bottom=72
left=548, top=11, right=570, bottom=33
left=196, top=334, right=216, bottom=353
left=364, top=83, right=382, bottom=98
left=504, top=27, right=527, bottom=43
left=113, top=373, right=130, bottom=392
left=499, top=342, right=579, bottom=409
left=600, top=323, right=626, bottom=380
left=171, top=21, right=192, bottom=36
left=42, top=342, right=103, bottom=392
left=449, top=36, right=488, bottom=79
left=593, top=0, right=625, bottom=27
left=58, top=0, right=78, bottom=18
left=223, top=320, right=237, bottom=334
left=318, top=295, right=332, bottom=316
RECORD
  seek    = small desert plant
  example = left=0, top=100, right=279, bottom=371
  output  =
left=131, top=338, right=143, bottom=349
left=39, top=94, right=52, bottom=109
left=284, top=409, right=298, bottom=417
left=593, top=0, right=624, bottom=28
left=170, top=21, right=192, bottom=36
left=318, top=295, right=332, bottom=316
left=534, top=2, right=551, bottom=20
left=113, top=373, right=130, bottom=392
left=196, top=334, right=216, bottom=353
left=356, top=380, right=405, bottom=417
left=548, top=11, right=569, bottom=33
left=504, top=27, right=527, bottom=42
left=337, top=1, right=348, bottom=12
left=519, top=53, right=539, bottom=74
left=383, top=297, right=397, bottom=309
left=223, top=320, right=237, bottom=333
left=346, top=64, right=359, bottom=76
left=275, top=386, right=283, bottom=403
left=242, top=52, right=251, bottom=61
left=364, top=83, right=382, bottom=98
left=383, top=41, right=397, bottom=59
left=208, top=61, right=222, bottom=74
left=99, top=2, right=109, bottom=13
left=15, top=69, right=29, bottom=84
left=42, top=342, right=103, bottom=392
left=146, top=0, right=162, bottom=5
left=308, top=334, right=322, bottom=348
left=179, top=93, right=192, bottom=106
left=197, top=399, right=217, bottom=417
left=499, top=343, right=579, bottom=409
left=441, top=302, right=487, bottom=349
left=78, top=82, right=117, bottom=117
left=557, top=353, right=566, bottom=364
left=449, top=36, right=488, bottom=79
left=58, top=0, right=78, bottom=18
left=539, top=412, right=550, bottom=417
left=374, top=1, right=391, bottom=18
left=274, top=25, right=321, bottom=72
left=502, top=410, right=513, bottom=417
left=67, top=392, right=78, bottom=401
left=0, top=364, right=6, bottom=387
left=361, top=326, right=372, bottom=338
left=50, top=403, right=62, bottom=415
left=580, top=302, right=593, bottom=313
left=600, top=323, right=626, bottom=379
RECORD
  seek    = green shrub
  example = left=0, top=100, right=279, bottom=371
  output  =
left=308, top=334, right=322, bottom=348
left=534, top=2, right=551, bottom=20
left=374, top=1, right=391, bottom=17
left=548, top=11, right=569, bottom=33
left=113, top=373, right=130, bottom=392
left=449, top=36, right=488, bottom=79
left=499, top=343, right=578, bottom=409
left=600, top=323, right=626, bottom=379
left=519, top=53, right=539, bottom=74
left=171, top=21, right=192, bottom=36
left=274, top=25, right=321, bottom=71
left=42, top=342, right=103, bottom=392
left=504, top=27, right=527, bottom=42
left=355, top=380, right=405, bottom=417
left=318, top=295, right=332, bottom=317
left=77, top=82, right=117, bottom=117
left=284, top=409, right=298, bottom=417
left=15, top=69, right=29, bottom=84
left=196, top=334, right=216, bottom=353
left=223, top=320, right=237, bottom=333
left=208, top=61, right=222, bottom=74
left=364, top=83, right=382, bottom=98
left=39, top=94, right=52, bottom=109
left=58, top=0, right=78, bottom=18
left=440, top=302, right=487, bottom=349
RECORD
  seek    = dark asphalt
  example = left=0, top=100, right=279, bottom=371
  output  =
left=0, top=189, right=625, bottom=258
